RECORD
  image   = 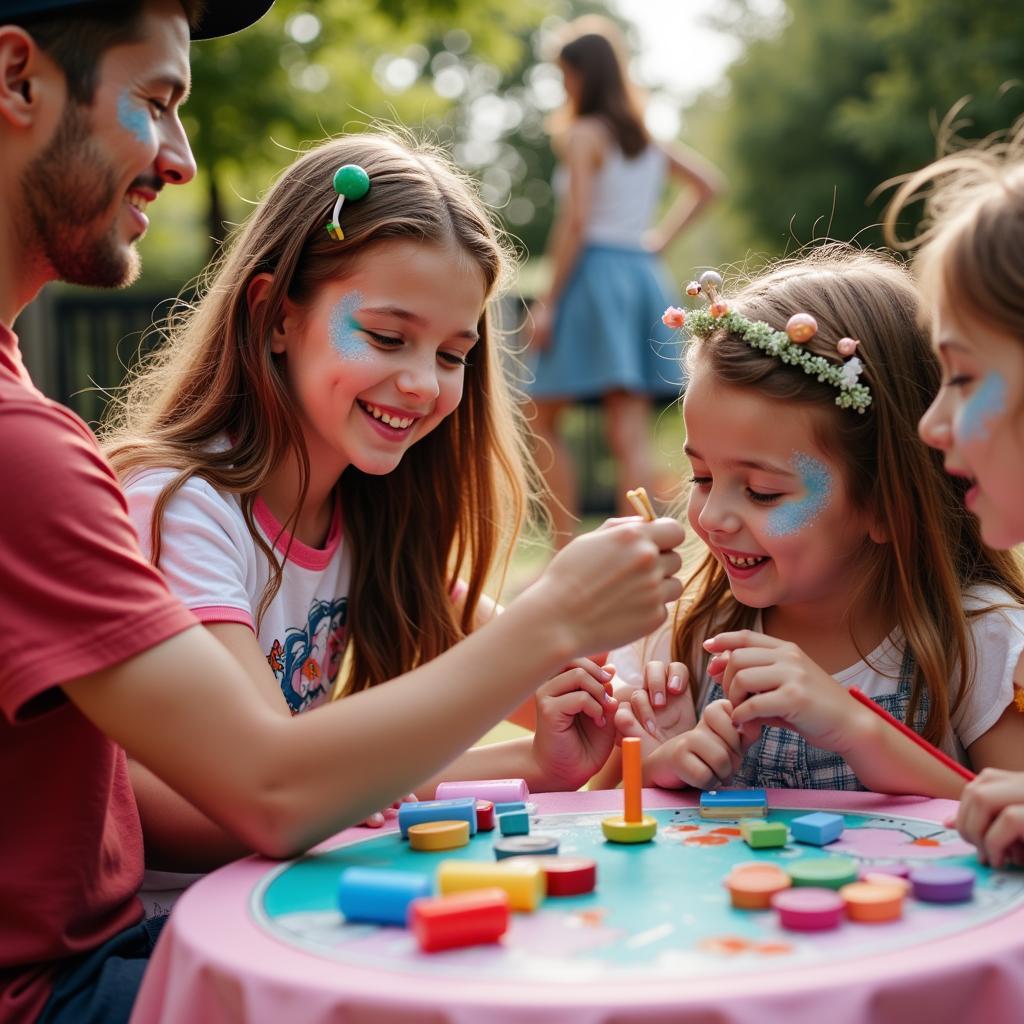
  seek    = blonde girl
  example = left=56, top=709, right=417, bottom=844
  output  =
left=887, top=126, right=1024, bottom=864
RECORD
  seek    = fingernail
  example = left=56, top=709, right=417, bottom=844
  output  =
left=653, top=691, right=666, bottom=707
left=646, top=719, right=657, bottom=735
left=601, top=668, right=614, bottom=682
left=669, top=675, right=682, bottom=693
left=703, top=638, right=716, bottom=650
left=603, top=691, right=617, bottom=706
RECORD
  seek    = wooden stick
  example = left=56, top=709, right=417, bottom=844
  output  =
left=625, top=486, right=655, bottom=522
left=849, top=686, right=975, bottom=783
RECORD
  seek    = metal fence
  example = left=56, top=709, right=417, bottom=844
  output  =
left=19, top=289, right=624, bottom=514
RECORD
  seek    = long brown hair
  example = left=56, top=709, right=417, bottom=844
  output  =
left=555, top=15, right=649, bottom=158
left=672, top=245, right=1024, bottom=744
left=102, top=133, right=537, bottom=696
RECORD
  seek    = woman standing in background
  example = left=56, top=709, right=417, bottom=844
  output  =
left=528, top=15, right=724, bottom=546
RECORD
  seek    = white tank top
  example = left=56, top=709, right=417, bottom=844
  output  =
left=554, top=137, right=668, bottom=249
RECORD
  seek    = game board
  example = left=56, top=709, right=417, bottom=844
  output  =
left=129, top=790, right=1024, bottom=1024
left=252, top=800, right=1024, bottom=980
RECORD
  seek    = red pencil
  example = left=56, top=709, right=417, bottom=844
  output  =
left=849, top=687, right=976, bottom=783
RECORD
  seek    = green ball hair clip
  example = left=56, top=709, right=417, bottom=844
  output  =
left=325, top=164, right=371, bottom=241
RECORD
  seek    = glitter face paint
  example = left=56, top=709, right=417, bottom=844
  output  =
left=765, top=451, right=833, bottom=537
left=328, top=292, right=372, bottom=362
left=117, top=91, right=151, bottom=145
left=957, top=371, right=1007, bottom=446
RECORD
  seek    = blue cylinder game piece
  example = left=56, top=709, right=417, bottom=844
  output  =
left=493, top=801, right=527, bottom=816
left=337, top=867, right=432, bottom=925
left=398, top=797, right=478, bottom=838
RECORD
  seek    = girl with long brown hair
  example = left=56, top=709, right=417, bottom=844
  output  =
left=528, top=15, right=723, bottom=546
left=100, top=132, right=685, bottom=908
left=607, top=246, right=1024, bottom=798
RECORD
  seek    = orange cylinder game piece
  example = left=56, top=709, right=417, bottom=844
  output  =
left=623, top=736, right=642, bottom=823
left=409, top=888, right=509, bottom=953
left=724, top=864, right=791, bottom=910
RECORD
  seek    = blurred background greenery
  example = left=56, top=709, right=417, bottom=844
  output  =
left=19, top=0, right=1024, bottom=524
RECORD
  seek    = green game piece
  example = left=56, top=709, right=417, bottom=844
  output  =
left=787, top=856, right=859, bottom=890
left=740, top=819, right=787, bottom=849
left=332, top=164, right=370, bottom=200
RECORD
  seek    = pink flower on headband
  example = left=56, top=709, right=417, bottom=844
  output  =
left=662, top=306, right=687, bottom=329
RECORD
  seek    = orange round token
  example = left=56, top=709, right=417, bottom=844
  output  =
left=408, top=820, right=470, bottom=851
left=724, top=864, right=791, bottom=910
left=861, top=872, right=911, bottom=896
left=840, top=881, right=904, bottom=922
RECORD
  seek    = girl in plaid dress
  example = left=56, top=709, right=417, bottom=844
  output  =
left=607, top=246, right=1024, bottom=797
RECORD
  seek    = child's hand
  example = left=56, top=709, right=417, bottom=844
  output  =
left=527, top=517, right=684, bottom=656
left=621, top=660, right=695, bottom=743
left=950, top=768, right=1024, bottom=868
left=532, top=657, right=619, bottom=791
left=358, top=793, right=417, bottom=828
left=620, top=698, right=746, bottom=790
left=705, top=630, right=859, bottom=754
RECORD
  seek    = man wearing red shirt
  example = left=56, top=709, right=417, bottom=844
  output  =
left=0, top=2, right=684, bottom=1021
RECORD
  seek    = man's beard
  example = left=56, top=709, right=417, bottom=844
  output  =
left=21, top=100, right=141, bottom=288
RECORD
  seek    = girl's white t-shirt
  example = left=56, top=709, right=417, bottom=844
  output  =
left=123, top=467, right=353, bottom=917
left=610, top=585, right=1024, bottom=765
left=124, top=468, right=352, bottom=715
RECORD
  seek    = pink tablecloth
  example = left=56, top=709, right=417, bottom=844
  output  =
left=129, top=789, right=1024, bottom=1024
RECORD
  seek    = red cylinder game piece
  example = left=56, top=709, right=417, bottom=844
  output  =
left=409, top=888, right=509, bottom=953
left=475, top=800, right=495, bottom=832
left=516, top=856, right=597, bottom=896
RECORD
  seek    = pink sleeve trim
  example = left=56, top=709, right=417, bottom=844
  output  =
left=192, top=606, right=256, bottom=632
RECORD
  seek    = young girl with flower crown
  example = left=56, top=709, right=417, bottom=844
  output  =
left=99, top=133, right=684, bottom=909
left=601, top=245, right=1024, bottom=799
left=885, top=126, right=1024, bottom=865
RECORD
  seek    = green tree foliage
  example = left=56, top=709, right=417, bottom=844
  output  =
left=180, top=0, right=545, bottom=249
left=714, top=0, right=1024, bottom=255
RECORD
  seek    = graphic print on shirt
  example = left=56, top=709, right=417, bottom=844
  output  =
left=267, top=597, right=348, bottom=713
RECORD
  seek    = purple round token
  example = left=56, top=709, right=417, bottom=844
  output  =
left=860, top=862, right=911, bottom=881
left=771, top=887, right=845, bottom=931
left=909, top=866, right=975, bottom=903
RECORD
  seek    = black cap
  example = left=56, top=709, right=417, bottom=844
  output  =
left=0, top=1, right=275, bottom=39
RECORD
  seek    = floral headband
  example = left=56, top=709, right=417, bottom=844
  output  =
left=662, top=271, right=872, bottom=415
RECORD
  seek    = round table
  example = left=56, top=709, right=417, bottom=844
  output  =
left=129, top=789, right=1024, bottom=1024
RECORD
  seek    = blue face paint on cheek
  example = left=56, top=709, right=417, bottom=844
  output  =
left=328, top=292, right=371, bottom=361
left=958, top=371, right=1007, bottom=445
left=765, top=452, right=833, bottom=537
left=117, top=91, right=151, bottom=145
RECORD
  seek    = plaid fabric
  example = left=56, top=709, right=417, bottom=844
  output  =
left=702, top=648, right=929, bottom=790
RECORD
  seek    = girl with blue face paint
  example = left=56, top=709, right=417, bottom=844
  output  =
left=889, top=127, right=1024, bottom=867
left=594, top=246, right=1024, bottom=799
left=98, top=133, right=685, bottom=913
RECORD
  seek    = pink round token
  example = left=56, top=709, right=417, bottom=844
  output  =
left=909, top=866, right=975, bottom=903
left=772, top=887, right=845, bottom=931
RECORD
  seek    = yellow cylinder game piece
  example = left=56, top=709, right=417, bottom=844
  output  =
left=408, top=820, right=470, bottom=852
left=437, top=859, right=545, bottom=911
left=840, top=881, right=904, bottom=923
left=601, top=816, right=658, bottom=843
